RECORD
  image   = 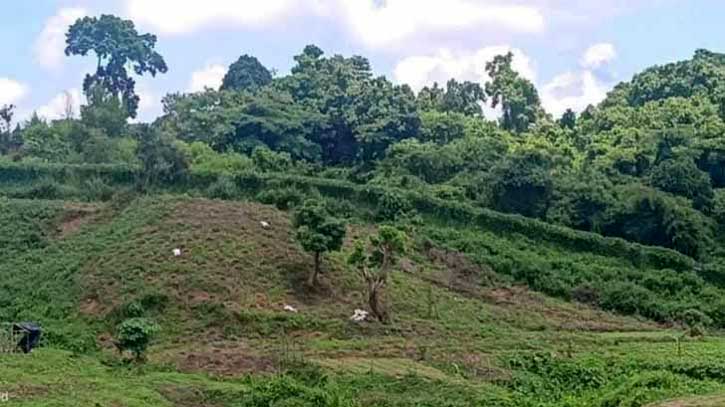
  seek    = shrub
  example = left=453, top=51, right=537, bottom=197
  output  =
left=600, top=282, right=655, bottom=317
left=206, top=175, right=240, bottom=200
left=376, top=190, right=413, bottom=221
left=571, top=283, right=601, bottom=305
left=257, top=185, right=317, bottom=210
left=83, top=177, right=115, bottom=201
left=116, top=318, right=160, bottom=361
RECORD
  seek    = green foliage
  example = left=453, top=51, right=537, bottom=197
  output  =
left=65, top=14, right=167, bottom=118
left=490, top=148, right=554, bottom=218
left=649, top=158, right=713, bottom=208
left=221, top=54, right=273, bottom=92
left=602, top=186, right=712, bottom=258
left=485, top=52, right=543, bottom=133
left=417, top=79, right=486, bottom=116
left=257, top=185, right=312, bottom=210
left=115, top=318, right=160, bottom=360
left=279, top=45, right=420, bottom=163
left=293, top=199, right=346, bottom=285
left=206, top=175, right=240, bottom=200
left=134, top=126, right=189, bottom=189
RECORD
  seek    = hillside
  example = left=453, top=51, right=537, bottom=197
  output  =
left=3, top=10, right=725, bottom=406
left=3, top=195, right=725, bottom=406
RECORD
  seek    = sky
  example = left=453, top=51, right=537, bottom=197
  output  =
left=1, top=0, right=724, bottom=123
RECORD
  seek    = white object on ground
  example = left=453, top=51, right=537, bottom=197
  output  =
left=260, top=221, right=270, bottom=228
left=173, top=248, right=182, bottom=257
left=284, top=304, right=298, bottom=313
left=350, top=309, right=369, bottom=322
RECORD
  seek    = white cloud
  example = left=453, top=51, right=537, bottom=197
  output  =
left=125, top=0, right=543, bottom=50
left=581, top=42, right=617, bottom=68
left=337, top=0, right=544, bottom=49
left=188, top=64, right=227, bottom=92
left=35, top=7, right=88, bottom=70
left=36, top=89, right=83, bottom=120
left=394, top=46, right=536, bottom=93
left=540, top=42, right=618, bottom=116
left=126, top=0, right=328, bottom=35
left=540, top=71, right=609, bottom=117
left=0, top=78, right=28, bottom=106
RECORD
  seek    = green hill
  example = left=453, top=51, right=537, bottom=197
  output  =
left=3, top=195, right=725, bottom=406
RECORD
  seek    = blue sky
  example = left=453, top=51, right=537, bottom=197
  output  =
left=1, top=0, right=724, bottom=123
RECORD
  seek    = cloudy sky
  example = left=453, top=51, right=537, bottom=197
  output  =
left=1, top=0, right=723, bottom=122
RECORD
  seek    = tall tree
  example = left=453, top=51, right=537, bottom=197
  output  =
left=348, top=226, right=407, bottom=323
left=0, top=104, right=19, bottom=155
left=485, top=52, right=542, bottom=133
left=65, top=14, right=167, bottom=118
left=558, top=109, right=577, bottom=130
left=293, top=200, right=346, bottom=287
left=220, top=55, right=273, bottom=92
left=418, top=79, right=486, bottom=116
left=279, top=45, right=420, bottom=164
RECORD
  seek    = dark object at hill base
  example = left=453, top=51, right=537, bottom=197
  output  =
left=13, top=322, right=41, bottom=353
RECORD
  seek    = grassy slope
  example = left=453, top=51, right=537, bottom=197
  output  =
left=2, top=197, right=725, bottom=405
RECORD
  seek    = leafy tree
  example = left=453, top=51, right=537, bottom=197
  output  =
left=0, top=104, right=13, bottom=134
left=607, top=49, right=725, bottom=108
left=65, top=14, right=167, bottom=118
left=547, top=170, right=616, bottom=232
left=134, top=125, right=189, bottom=189
left=221, top=54, right=273, bottom=92
left=649, top=158, right=713, bottom=208
left=21, top=115, right=72, bottom=161
left=490, top=148, right=554, bottom=218
left=0, top=104, right=21, bottom=155
left=348, top=226, right=407, bottom=323
left=558, top=109, right=577, bottom=130
left=418, top=79, right=486, bottom=116
left=80, top=85, right=129, bottom=138
left=418, top=111, right=468, bottom=145
left=602, top=185, right=712, bottom=257
left=279, top=45, right=420, bottom=164
left=160, top=88, right=323, bottom=161
left=116, top=318, right=160, bottom=361
left=485, top=52, right=543, bottom=133
left=293, top=200, right=346, bottom=287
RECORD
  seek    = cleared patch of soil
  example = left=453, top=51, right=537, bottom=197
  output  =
left=175, top=345, right=276, bottom=376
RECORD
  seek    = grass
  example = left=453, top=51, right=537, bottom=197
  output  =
left=4, top=196, right=725, bottom=405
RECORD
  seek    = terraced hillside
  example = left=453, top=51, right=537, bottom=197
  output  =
left=2, top=195, right=725, bottom=406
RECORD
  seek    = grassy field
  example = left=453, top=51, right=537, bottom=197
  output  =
left=3, top=196, right=725, bottom=405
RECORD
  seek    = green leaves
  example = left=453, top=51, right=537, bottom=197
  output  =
left=116, top=317, right=160, bottom=360
left=293, top=200, right=346, bottom=264
left=485, top=52, right=543, bottom=133
left=65, top=14, right=167, bottom=118
left=221, top=55, right=273, bottom=92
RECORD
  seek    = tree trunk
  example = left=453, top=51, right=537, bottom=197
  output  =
left=308, top=252, right=321, bottom=286
left=368, top=281, right=389, bottom=324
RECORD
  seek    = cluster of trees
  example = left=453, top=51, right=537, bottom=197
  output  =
left=4, top=14, right=725, bottom=261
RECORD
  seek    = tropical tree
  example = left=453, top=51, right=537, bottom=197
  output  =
left=485, top=52, right=543, bottom=133
left=348, top=226, right=407, bottom=323
left=221, top=54, right=273, bottom=92
left=293, top=200, right=346, bottom=287
left=418, top=79, right=486, bottom=116
left=65, top=14, right=167, bottom=118
left=0, top=104, right=20, bottom=154
left=279, top=45, right=420, bottom=164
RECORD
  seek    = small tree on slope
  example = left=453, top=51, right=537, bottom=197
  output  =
left=348, top=226, right=407, bottom=323
left=293, top=200, right=346, bottom=287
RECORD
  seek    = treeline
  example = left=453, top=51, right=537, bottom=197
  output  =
left=2, top=14, right=725, bottom=261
